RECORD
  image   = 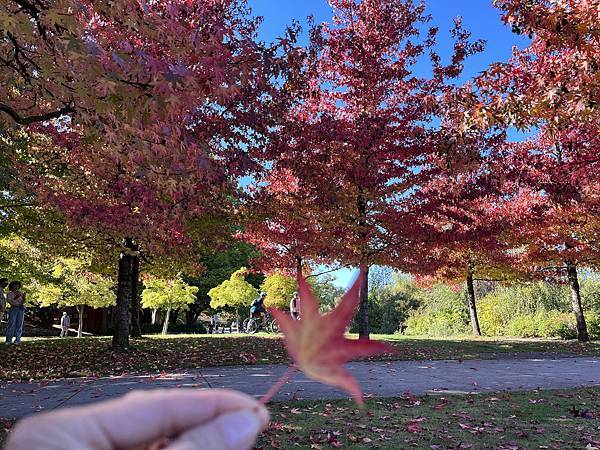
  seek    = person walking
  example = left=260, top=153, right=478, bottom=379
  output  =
left=0, top=278, right=8, bottom=323
left=60, top=312, right=70, bottom=337
left=5, top=281, right=26, bottom=346
left=210, top=313, right=219, bottom=334
left=290, top=292, right=300, bottom=320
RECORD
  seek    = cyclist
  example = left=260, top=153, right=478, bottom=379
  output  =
left=248, top=292, right=267, bottom=330
left=290, top=292, right=300, bottom=320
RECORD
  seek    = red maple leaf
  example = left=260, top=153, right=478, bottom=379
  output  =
left=269, top=268, right=396, bottom=405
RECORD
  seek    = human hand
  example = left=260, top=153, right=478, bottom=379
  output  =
left=6, top=389, right=269, bottom=450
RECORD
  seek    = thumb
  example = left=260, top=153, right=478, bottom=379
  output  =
left=166, top=406, right=269, bottom=450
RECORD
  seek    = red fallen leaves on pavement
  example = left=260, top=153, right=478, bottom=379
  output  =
left=268, top=268, right=396, bottom=405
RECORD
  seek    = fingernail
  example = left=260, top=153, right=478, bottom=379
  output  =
left=221, top=409, right=262, bottom=448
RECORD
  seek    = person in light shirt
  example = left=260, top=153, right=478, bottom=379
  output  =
left=290, top=292, right=300, bottom=320
left=60, top=312, right=71, bottom=337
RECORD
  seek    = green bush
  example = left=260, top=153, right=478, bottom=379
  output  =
left=478, top=293, right=510, bottom=336
left=478, top=283, right=573, bottom=337
left=404, top=284, right=469, bottom=337
left=582, top=279, right=600, bottom=311
left=586, top=311, right=600, bottom=340
left=350, top=275, right=421, bottom=334
left=505, top=315, right=540, bottom=338
left=405, top=311, right=469, bottom=336
left=501, top=311, right=576, bottom=339
left=538, top=312, right=577, bottom=339
left=361, top=274, right=600, bottom=340
left=475, top=282, right=591, bottom=340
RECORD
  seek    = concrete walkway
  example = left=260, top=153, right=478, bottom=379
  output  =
left=2, top=357, right=600, bottom=420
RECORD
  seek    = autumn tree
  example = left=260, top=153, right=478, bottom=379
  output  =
left=469, top=0, right=600, bottom=341
left=500, top=137, right=599, bottom=342
left=140, top=278, right=198, bottom=335
left=406, top=151, right=534, bottom=336
left=246, top=0, right=484, bottom=338
left=1, top=0, right=283, bottom=349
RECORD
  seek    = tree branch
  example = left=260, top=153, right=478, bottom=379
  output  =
left=0, top=103, right=74, bottom=125
left=304, top=264, right=352, bottom=280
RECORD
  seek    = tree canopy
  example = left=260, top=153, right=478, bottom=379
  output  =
left=141, top=278, right=198, bottom=312
left=208, top=268, right=258, bottom=310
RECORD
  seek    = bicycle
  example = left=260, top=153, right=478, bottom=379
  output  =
left=244, top=312, right=280, bottom=334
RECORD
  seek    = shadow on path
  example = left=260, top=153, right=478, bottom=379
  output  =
left=2, top=356, right=599, bottom=420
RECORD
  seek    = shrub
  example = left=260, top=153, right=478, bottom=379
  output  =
left=477, top=282, right=585, bottom=340
left=478, top=293, right=510, bottom=336
left=404, top=313, right=430, bottom=336
left=582, top=279, right=600, bottom=312
left=404, top=284, right=469, bottom=336
left=538, top=311, right=577, bottom=339
left=501, top=311, right=576, bottom=339
left=405, top=311, right=469, bottom=336
left=505, top=314, right=540, bottom=338
left=364, top=276, right=600, bottom=340
left=586, top=311, right=600, bottom=340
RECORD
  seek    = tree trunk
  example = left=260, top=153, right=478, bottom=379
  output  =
left=186, top=308, right=198, bottom=325
left=566, top=262, right=589, bottom=342
left=77, top=305, right=84, bottom=338
left=112, top=247, right=132, bottom=350
left=130, top=252, right=142, bottom=338
left=162, top=308, right=171, bottom=335
left=151, top=308, right=158, bottom=325
left=169, top=308, right=178, bottom=325
left=357, top=265, right=370, bottom=340
left=466, top=271, right=482, bottom=336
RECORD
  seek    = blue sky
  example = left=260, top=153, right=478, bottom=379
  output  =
left=247, top=0, right=529, bottom=287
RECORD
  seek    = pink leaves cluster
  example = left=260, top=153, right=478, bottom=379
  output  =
left=2, top=0, right=272, bottom=256
left=244, top=0, right=486, bottom=277
left=471, top=0, right=600, bottom=274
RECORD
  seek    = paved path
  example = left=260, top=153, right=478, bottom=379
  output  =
left=2, top=357, right=600, bottom=420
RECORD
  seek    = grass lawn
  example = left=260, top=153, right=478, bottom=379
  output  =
left=258, top=387, right=600, bottom=449
left=2, top=388, right=598, bottom=449
left=1, top=334, right=599, bottom=381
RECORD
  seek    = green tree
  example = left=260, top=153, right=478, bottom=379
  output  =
left=184, top=241, right=263, bottom=324
left=369, top=274, right=422, bottom=334
left=35, top=258, right=116, bottom=337
left=0, top=236, right=52, bottom=284
left=312, top=274, right=345, bottom=313
left=261, top=273, right=297, bottom=309
left=141, top=278, right=198, bottom=335
left=208, top=267, right=258, bottom=314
